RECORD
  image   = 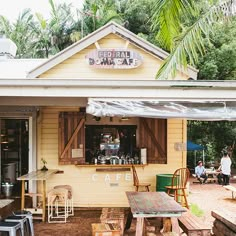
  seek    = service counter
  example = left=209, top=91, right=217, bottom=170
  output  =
left=76, top=164, right=147, bottom=168
left=44, top=164, right=152, bottom=208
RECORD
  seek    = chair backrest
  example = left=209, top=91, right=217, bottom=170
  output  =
left=171, top=168, right=190, bottom=189
left=131, top=165, right=139, bottom=186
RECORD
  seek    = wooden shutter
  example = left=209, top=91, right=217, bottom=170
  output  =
left=58, top=111, right=85, bottom=165
left=139, top=118, right=167, bottom=164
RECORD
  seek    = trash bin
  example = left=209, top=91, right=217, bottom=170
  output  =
left=3, top=162, right=17, bottom=183
left=1, top=182, right=14, bottom=197
left=156, top=174, right=175, bottom=192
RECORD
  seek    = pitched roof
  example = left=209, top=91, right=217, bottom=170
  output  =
left=27, top=21, right=198, bottom=79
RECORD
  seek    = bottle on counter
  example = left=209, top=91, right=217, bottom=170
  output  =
left=134, top=155, right=140, bottom=164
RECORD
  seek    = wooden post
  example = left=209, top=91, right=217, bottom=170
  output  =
left=21, top=180, right=25, bottom=210
left=42, top=180, right=46, bottom=222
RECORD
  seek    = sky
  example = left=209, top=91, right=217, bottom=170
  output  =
left=0, top=0, right=84, bottom=22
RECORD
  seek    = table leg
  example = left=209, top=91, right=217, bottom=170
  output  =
left=21, top=180, right=25, bottom=210
left=42, top=180, right=46, bottom=222
left=135, top=217, right=144, bottom=236
left=125, top=208, right=133, bottom=230
left=161, top=217, right=172, bottom=233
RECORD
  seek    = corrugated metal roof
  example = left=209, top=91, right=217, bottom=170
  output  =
left=0, top=59, right=47, bottom=78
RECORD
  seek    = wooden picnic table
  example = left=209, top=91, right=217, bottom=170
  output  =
left=17, top=169, right=59, bottom=222
left=126, top=191, right=186, bottom=236
left=205, top=168, right=218, bottom=182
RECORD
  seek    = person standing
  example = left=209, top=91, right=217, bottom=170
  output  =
left=220, top=151, right=232, bottom=185
left=195, top=160, right=208, bottom=184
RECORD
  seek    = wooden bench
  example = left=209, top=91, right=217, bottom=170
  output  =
left=178, top=209, right=211, bottom=236
left=223, top=185, right=236, bottom=199
left=92, top=223, right=121, bottom=236
left=100, top=208, right=125, bottom=235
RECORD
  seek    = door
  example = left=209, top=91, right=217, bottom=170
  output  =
left=0, top=118, right=29, bottom=195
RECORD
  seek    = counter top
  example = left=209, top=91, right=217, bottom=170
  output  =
left=17, top=169, right=60, bottom=181
left=75, top=164, right=147, bottom=167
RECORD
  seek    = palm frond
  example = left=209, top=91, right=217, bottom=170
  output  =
left=156, top=0, right=236, bottom=80
left=151, top=0, right=195, bottom=50
left=0, top=16, right=11, bottom=36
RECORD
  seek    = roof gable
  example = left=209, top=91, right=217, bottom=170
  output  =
left=27, top=21, right=198, bottom=79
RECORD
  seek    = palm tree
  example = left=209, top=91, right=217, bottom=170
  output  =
left=151, top=0, right=236, bottom=79
left=30, top=13, right=52, bottom=58
left=30, top=0, right=81, bottom=58
left=0, top=9, right=34, bottom=58
left=82, top=0, right=123, bottom=35
left=48, top=0, right=80, bottom=51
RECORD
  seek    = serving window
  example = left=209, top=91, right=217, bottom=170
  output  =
left=58, top=111, right=167, bottom=165
left=85, top=125, right=137, bottom=164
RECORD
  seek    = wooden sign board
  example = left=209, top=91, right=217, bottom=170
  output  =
left=85, top=49, right=143, bottom=69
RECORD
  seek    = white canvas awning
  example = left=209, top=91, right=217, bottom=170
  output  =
left=86, top=98, right=236, bottom=120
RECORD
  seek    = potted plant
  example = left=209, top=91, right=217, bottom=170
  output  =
left=41, top=158, right=48, bottom=171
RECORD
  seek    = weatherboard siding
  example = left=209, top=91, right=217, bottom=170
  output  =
left=37, top=107, right=186, bottom=207
left=39, top=34, right=188, bottom=80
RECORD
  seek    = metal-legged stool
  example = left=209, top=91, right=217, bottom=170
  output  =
left=48, top=188, right=69, bottom=223
left=0, top=221, right=22, bottom=236
left=5, top=215, right=28, bottom=236
left=54, top=185, right=74, bottom=216
left=13, top=210, right=34, bottom=236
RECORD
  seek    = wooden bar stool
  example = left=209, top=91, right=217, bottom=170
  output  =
left=0, top=221, right=22, bottom=236
left=48, top=188, right=69, bottom=223
left=5, top=215, right=28, bottom=236
left=54, top=185, right=74, bottom=216
left=13, top=210, right=34, bottom=236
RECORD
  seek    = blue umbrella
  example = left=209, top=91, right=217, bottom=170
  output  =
left=187, top=141, right=205, bottom=151
left=187, top=141, right=206, bottom=165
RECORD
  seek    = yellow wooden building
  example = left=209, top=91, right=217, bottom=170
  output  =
left=0, top=21, right=200, bottom=207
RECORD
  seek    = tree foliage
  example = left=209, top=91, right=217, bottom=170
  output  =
left=152, top=0, right=236, bottom=80
left=82, top=0, right=122, bottom=35
left=119, top=0, right=156, bottom=42
left=0, top=0, right=80, bottom=58
left=0, top=9, right=35, bottom=58
left=187, top=121, right=236, bottom=167
left=198, top=17, right=236, bottom=80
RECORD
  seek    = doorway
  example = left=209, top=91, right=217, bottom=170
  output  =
left=0, top=118, right=29, bottom=196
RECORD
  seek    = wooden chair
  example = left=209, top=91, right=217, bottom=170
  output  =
left=131, top=165, right=151, bottom=192
left=165, top=168, right=190, bottom=209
